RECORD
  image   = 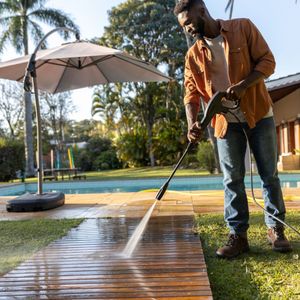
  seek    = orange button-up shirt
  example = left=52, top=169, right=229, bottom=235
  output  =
left=184, top=18, right=275, bottom=138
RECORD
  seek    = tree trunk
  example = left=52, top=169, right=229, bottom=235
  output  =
left=145, top=92, right=155, bottom=167
left=23, top=17, right=35, bottom=177
left=147, top=125, right=155, bottom=167
left=24, top=91, right=35, bottom=176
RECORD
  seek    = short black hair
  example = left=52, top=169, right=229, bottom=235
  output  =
left=174, top=0, right=204, bottom=16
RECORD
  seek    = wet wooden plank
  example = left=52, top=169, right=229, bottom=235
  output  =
left=0, top=216, right=213, bottom=299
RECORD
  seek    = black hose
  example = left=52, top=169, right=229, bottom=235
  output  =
left=227, top=111, right=300, bottom=237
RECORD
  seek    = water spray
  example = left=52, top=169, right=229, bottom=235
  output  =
left=122, top=91, right=229, bottom=257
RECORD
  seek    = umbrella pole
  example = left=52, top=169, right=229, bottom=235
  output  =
left=32, top=75, right=43, bottom=195
left=22, top=27, right=80, bottom=196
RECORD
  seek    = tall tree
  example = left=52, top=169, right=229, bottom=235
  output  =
left=0, top=0, right=79, bottom=176
left=40, top=91, right=74, bottom=146
left=0, top=81, right=24, bottom=138
left=98, top=0, right=187, bottom=166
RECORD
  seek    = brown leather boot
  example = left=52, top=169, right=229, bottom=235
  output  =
left=216, top=233, right=250, bottom=259
left=267, top=226, right=292, bottom=252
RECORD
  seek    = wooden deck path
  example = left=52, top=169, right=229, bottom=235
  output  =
left=0, top=216, right=213, bottom=300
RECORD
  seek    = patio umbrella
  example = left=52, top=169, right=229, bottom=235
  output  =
left=0, top=41, right=171, bottom=93
left=0, top=27, right=171, bottom=212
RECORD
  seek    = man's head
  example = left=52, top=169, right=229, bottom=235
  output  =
left=174, top=0, right=208, bottom=38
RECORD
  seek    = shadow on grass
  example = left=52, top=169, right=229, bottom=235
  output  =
left=195, top=211, right=300, bottom=300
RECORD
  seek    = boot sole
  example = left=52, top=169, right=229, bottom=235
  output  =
left=267, top=237, right=293, bottom=253
left=215, top=246, right=250, bottom=259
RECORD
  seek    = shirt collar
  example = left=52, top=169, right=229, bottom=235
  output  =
left=217, top=19, right=230, bottom=32
left=192, top=19, right=231, bottom=50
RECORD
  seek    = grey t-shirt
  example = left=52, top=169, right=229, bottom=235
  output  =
left=204, top=35, right=272, bottom=123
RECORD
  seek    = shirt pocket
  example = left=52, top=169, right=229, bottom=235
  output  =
left=229, top=43, right=247, bottom=63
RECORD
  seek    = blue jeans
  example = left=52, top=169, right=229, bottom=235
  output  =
left=217, top=117, right=286, bottom=234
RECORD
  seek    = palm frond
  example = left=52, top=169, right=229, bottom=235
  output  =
left=0, top=16, right=13, bottom=27
left=0, top=1, right=19, bottom=14
left=0, top=30, right=11, bottom=53
left=28, top=20, right=46, bottom=48
left=29, top=8, right=80, bottom=39
left=9, top=16, right=23, bottom=53
left=225, top=0, right=234, bottom=19
left=24, top=0, right=47, bottom=11
left=225, top=0, right=233, bottom=12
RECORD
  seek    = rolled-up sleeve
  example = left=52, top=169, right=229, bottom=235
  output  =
left=184, top=53, right=201, bottom=107
left=244, top=19, right=275, bottom=78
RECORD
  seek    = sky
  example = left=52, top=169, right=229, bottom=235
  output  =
left=1, top=0, right=300, bottom=121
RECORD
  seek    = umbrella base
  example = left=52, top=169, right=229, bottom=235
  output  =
left=6, top=192, right=65, bottom=212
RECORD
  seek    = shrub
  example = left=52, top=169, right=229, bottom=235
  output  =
left=0, top=138, right=25, bottom=181
left=116, top=131, right=148, bottom=167
left=75, top=137, right=121, bottom=171
left=196, top=141, right=216, bottom=174
left=94, top=150, right=121, bottom=170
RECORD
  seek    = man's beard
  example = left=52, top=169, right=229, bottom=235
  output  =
left=192, top=19, right=205, bottom=40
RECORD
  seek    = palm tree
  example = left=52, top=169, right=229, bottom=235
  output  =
left=0, top=0, right=79, bottom=176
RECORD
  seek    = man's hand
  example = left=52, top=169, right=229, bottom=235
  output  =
left=226, top=71, right=265, bottom=101
left=188, top=121, right=201, bottom=143
left=226, top=82, right=247, bottom=101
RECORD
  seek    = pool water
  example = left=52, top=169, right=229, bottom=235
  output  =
left=1, top=174, right=299, bottom=196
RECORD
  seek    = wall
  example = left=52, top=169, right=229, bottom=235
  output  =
left=273, top=88, right=300, bottom=125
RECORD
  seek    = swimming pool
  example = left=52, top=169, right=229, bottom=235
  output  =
left=0, top=174, right=299, bottom=196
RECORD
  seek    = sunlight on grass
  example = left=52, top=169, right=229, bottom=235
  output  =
left=0, top=219, right=83, bottom=275
left=11, top=167, right=212, bottom=183
left=195, top=211, right=300, bottom=300
left=10, top=168, right=300, bottom=184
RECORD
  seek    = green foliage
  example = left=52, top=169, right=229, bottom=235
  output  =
left=94, top=150, right=121, bottom=170
left=77, top=136, right=120, bottom=171
left=92, top=0, right=187, bottom=166
left=102, top=0, right=186, bottom=76
left=195, top=211, right=300, bottom=300
left=196, top=141, right=216, bottom=174
left=0, top=138, right=24, bottom=181
left=0, top=0, right=79, bottom=55
left=153, top=120, right=187, bottom=165
left=116, top=130, right=149, bottom=167
left=0, top=219, right=83, bottom=275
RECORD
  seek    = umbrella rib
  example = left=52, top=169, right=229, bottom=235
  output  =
left=90, top=56, right=110, bottom=83
left=53, top=58, right=71, bottom=94
left=46, top=60, right=78, bottom=68
left=16, top=60, right=50, bottom=82
left=81, top=55, right=114, bottom=68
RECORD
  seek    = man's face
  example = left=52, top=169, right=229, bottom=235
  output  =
left=177, top=6, right=205, bottom=38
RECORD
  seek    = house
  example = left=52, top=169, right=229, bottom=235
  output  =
left=266, top=73, right=300, bottom=170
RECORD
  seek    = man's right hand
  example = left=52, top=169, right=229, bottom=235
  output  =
left=187, top=121, right=201, bottom=143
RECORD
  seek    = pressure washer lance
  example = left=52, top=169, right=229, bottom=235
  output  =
left=155, top=91, right=300, bottom=239
left=155, top=91, right=229, bottom=200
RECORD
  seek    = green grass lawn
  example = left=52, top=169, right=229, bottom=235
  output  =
left=195, top=211, right=300, bottom=300
left=11, top=166, right=212, bottom=183
left=0, top=219, right=83, bottom=275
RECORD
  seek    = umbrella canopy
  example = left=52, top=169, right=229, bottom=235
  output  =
left=0, top=41, right=171, bottom=93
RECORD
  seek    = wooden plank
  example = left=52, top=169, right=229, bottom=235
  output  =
left=0, top=216, right=213, bottom=299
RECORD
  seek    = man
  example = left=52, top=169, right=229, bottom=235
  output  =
left=174, top=0, right=292, bottom=258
